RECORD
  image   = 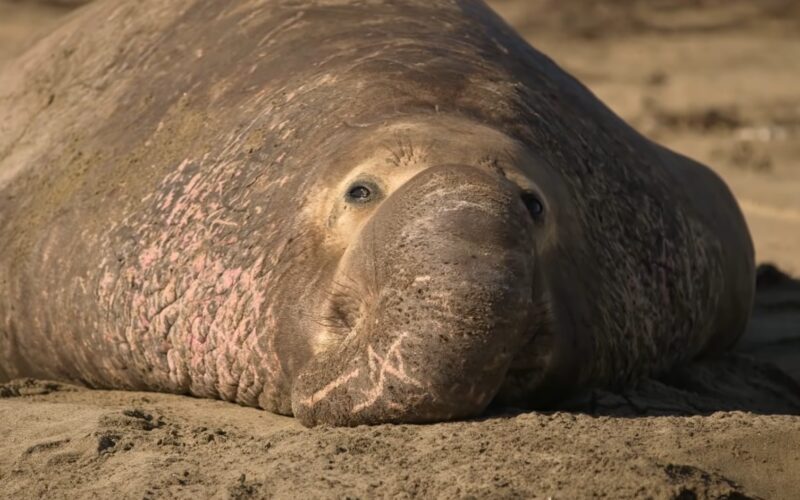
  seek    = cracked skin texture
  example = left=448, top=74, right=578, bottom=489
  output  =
left=0, top=0, right=754, bottom=426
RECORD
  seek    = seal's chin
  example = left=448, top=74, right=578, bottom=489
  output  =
left=291, top=296, right=532, bottom=427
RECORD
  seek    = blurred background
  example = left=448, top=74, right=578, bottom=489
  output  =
left=2, top=0, right=799, bottom=276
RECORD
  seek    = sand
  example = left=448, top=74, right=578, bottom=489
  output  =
left=1, top=1, right=799, bottom=498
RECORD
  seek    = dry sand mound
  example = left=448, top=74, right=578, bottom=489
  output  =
left=1, top=374, right=798, bottom=499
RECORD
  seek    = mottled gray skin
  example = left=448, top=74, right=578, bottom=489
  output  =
left=0, top=0, right=754, bottom=426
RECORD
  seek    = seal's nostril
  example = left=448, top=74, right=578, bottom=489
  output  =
left=520, top=191, right=544, bottom=220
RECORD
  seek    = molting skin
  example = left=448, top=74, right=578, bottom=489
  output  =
left=0, top=0, right=754, bottom=427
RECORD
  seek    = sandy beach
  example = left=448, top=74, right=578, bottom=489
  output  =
left=1, top=1, right=799, bottom=498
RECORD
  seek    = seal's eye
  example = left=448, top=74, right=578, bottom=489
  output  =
left=521, top=191, right=544, bottom=219
left=345, top=181, right=379, bottom=204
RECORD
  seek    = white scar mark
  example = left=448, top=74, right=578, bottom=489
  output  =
left=352, top=332, right=423, bottom=414
left=210, top=219, right=238, bottom=227
left=413, top=275, right=431, bottom=283
left=299, top=368, right=360, bottom=407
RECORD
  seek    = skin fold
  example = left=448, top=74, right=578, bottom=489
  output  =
left=0, top=0, right=754, bottom=426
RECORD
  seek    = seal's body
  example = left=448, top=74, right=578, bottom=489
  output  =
left=0, top=0, right=754, bottom=426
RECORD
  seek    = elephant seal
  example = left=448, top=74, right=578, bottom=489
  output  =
left=0, top=0, right=754, bottom=426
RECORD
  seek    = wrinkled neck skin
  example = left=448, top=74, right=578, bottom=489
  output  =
left=278, top=116, right=580, bottom=426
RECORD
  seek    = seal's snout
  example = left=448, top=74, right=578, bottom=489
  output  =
left=292, top=165, right=537, bottom=426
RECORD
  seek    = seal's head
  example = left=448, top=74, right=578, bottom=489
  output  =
left=290, top=116, right=568, bottom=426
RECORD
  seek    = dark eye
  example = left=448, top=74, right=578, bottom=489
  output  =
left=345, top=181, right=379, bottom=204
left=521, top=191, right=544, bottom=219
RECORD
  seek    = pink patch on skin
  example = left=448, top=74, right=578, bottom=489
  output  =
left=99, top=271, right=115, bottom=297
left=138, top=245, right=161, bottom=269
left=181, top=204, right=204, bottom=227
left=260, top=307, right=281, bottom=382
left=213, top=260, right=225, bottom=276
left=185, top=172, right=203, bottom=195
left=167, top=349, right=177, bottom=375
left=240, top=258, right=267, bottom=314
left=124, top=266, right=137, bottom=283
left=159, top=189, right=175, bottom=211
left=184, top=233, right=205, bottom=255
left=192, top=254, right=207, bottom=274
left=219, top=268, right=242, bottom=292
left=217, top=354, right=239, bottom=400
left=87, top=151, right=293, bottom=404
left=189, top=317, right=205, bottom=347
left=165, top=200, right=185, bottom=226
left=167, top=349, right=185, bottom=387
